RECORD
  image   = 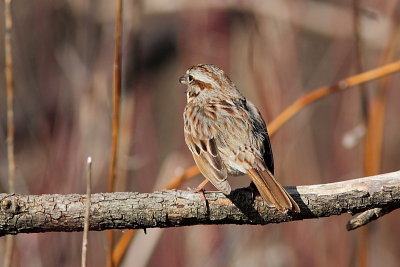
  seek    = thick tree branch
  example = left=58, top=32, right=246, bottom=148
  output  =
left=0, top=171, right=399, bottom=236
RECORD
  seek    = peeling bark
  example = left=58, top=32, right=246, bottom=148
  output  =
left=0, top=171, right=399, bottom=236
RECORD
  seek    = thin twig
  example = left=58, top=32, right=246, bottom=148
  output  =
left=352, top=0, right=368, bottom=121
left=4, top=0, right=16, bottom=266
left=347, top=206, right=398, bottom=231
left=108, top=0, right=123, bottom=201
left=107, top=0, right=123, bottom=266
left=4, top=0, right=16, bottom=200
left=81, top=157, right=92, bottom=267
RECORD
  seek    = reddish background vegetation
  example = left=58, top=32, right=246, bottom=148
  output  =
left=0, top=1, right=399, bottom=266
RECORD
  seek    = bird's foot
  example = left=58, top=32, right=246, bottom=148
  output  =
left=188, top=179, right=209, bottom=205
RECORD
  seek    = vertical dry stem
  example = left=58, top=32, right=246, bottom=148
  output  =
left=81, top=157, right=92, bottom=267
left=4, top=0, right=16, bottom=266
left=107, top=0, right=123, bottom=266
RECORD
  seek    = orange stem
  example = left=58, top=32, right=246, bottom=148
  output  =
left=107, top=0, right=123, bottom=266
left=268, top=61, right=400, bottom=135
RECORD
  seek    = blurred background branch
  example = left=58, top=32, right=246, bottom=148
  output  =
left=107, top=1, right=123, bottom=266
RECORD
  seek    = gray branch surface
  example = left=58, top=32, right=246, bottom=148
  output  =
left=1, top=171, right=399, bottom=236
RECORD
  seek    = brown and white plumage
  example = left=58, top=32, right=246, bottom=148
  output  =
left=180, top=64, right=299, bottom=212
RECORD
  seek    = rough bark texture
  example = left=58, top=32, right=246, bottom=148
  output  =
left=0, top=171, right=399, bottom=236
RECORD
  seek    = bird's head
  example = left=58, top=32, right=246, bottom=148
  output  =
left=179, top=64, right=237, bottom=103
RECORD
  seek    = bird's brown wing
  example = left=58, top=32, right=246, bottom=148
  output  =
left=247, top=168, right=300, bottom=212
left=185, top=134, right=231, bottom=194
left=244, top=100, right=275, bottom=174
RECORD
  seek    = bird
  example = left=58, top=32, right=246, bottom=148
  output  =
left=179, top=64, right=299, bottom=212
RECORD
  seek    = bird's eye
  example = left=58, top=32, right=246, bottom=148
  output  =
left=188, top=75, right=194, bottom=83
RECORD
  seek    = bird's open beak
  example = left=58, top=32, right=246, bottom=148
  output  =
left=179, top=74, right=188, bottom=84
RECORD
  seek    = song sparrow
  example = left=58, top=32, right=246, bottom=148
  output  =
left=179, top=64, right=299, bottom=212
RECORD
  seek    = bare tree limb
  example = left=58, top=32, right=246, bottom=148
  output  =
left=0, top=171, right=399, bottom=236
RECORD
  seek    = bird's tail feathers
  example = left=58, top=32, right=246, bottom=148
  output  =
left=247, top=168, right=300, bottom=212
